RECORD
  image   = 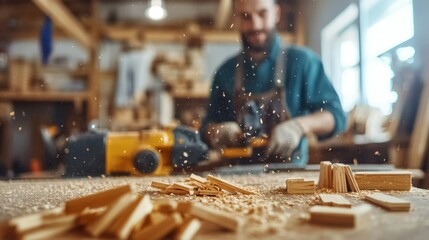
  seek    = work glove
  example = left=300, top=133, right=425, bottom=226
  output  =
left=267, top=120, right=304, bottom=159
left=208, top=122, right=243, bottom=148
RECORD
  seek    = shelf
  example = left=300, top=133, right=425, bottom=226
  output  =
left=0, top=91, right=89, bottom=102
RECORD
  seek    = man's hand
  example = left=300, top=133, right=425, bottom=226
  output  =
left=208, top=122, right=243, bottom=148
left=267, top=120, right=304, bottom=159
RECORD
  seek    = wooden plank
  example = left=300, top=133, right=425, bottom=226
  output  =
left=332, top=164, right=347, bottom=193
left=286, top=179, right=315, bottom=194
left=154, top=199, right=178, bottom=214
left=206, top=175, right=255, bottom=195
left=132, top=213, right=183, bottom=240
left=177, top=202, right=242, bottom=232
left=109, top=195, right=153, bottom=239
left=365, top=193, right=411, bottom=212
left=345, top=165, right=360, bottom=192
left=175, top=218, right=202, bottom=240
left=190, top=174, right=208, bottom=184
left=407, top=66, right=429, bottom=169
left=85, top=192, right=135, bottom=237
left=18, top=222, right=76, bottom=240
left=354, top=171, right=412, bottom=191
left=8, top=207, right=64, bottom=232
left=31, top=0, right=93, bottom=50
left=65, top=185, right=133, bottom=213
left=319, top=194, right=352, bottom=208
left=317, top=161, right=332, bottom=189
left=150, top=181, right=170, bottom=190
left=309, top=204, right=372, bottom=228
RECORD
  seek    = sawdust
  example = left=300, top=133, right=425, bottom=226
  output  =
left=0, top=172, right=427, bottom=239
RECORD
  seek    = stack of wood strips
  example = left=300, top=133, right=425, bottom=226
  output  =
left=151, top=174, right=256, bottom=196
left=317, top=161, right=360, bottom=193
left=318, top=161, right=333, bottom=189
left=318, top=194, right=352, bottom=208
left=365, top=193, right=411, bottom=211
left=0, top=184, right=243, bottom=240
left=309, top=204, right=371, bottom=228
left=285, top=178, right=315, bottom=194
left=354, top=171, right=412, bottom=191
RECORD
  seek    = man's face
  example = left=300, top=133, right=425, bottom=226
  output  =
left=234, top=0, right=280, bottom=52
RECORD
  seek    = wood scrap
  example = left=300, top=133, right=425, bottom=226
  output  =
left=285, top=178, right=315, bottom=194
left=19, top=221, right=77, bottom=240
left=333, top=164, right=347, bottom=193
left=317, top=161, right=360, bottom=193
left=85, top=192, right=135, bottom=237
left=132, top=213, right=183, bottom=240
left=365, top=193, right=411, bottom=211
left=177, top=202, right=243, bottom=232
left=1, top=183, right=245, bottom=239
left=318, top=194, right=352, bottom=208
left=309, top=204, right=372, bottom=228
left=109, top=195, right=153, bottom=239
left=354, top=171, right=412, bottom=191
left=65, top=184, right=133, bottom=213
left=318, top=161, right=333, bottom=189
left=175, top=218, right=202, bottom=240
left=345, top=165, right=360, bottom=192
left=150, top=181, right=170, bottom=190
left=150, top=173, right=255, bottom=196
left=206, top=174, right=255, bottom=195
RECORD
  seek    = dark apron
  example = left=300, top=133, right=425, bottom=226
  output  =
left=232, top=48, right=308, bottom=165
left=233, top=48, right=292, bottom=137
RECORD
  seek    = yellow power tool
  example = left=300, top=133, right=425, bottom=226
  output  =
left=64, top=125, right=208, bottom=177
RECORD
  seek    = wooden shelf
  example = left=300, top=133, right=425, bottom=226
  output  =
left=0, top=91, right=89, bottom=102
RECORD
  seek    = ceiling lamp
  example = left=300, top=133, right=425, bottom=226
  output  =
left=145, top=0, right=167, bottom=21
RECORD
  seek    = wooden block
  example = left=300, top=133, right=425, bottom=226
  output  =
left=109, top=195, right=153, bottom=239
left=175, top=218, right=202, bottom=240
left=286, top=179, right=315, bottom=194
left=309, top=204, right=372, bottom=228
left=78, top=209, right=105, bottom=226
left=345, top=165, right=360, bottom=192
left=9, top=207, right=64, bottom=232
left=190, top=173, right=208, bottom=184
left=365, top=193, right=411, bottom=211
left=354, top=171, right=412, bottom=191
left=319, top=194, right=352, bottom=208
left=172, top=182, right=198, bottom=191
left=132, top=213, right=183, bottom=240
left=196, top=190, right=223, bottom=196
left=148, top=212, right=168, bottom=225
left=318, top=161, right=333, bottom=189
left=154, top=199, right=178, bottom=213
left=206, top=175, right=255, bottom=195
left=18, top=221, right=76, bottom=240
left=332, top=164, right=347, bottom=193
left=177, top=202, right=242, bottom=232
left=85, top=192, right=135, bottom=237
left=163, top=188, right=194, bottom=195
left=65, top=184, right=133, bottom=213
left=150, top=181, right=170, bottom=190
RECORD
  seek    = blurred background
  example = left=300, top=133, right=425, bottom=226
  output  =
left=0, top=0, right=428, bottom=185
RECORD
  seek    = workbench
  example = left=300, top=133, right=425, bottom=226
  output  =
left=1, top=171, right=429, bottom=239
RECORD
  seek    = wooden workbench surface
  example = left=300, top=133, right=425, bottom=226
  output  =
left=1, top=171, right=429, bottom=239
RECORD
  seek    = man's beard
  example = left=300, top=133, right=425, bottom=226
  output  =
left=241, top=29, right=277, bottom=53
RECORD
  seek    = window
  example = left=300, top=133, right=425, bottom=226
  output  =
left=360, top=0, right=414, bottom=115
left=322, top=0, right=415, bottom=115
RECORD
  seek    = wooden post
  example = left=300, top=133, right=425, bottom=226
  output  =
left=87, top=0, right=100, bottom=122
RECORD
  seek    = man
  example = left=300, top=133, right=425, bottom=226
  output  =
left=200, top=0, right=346, bottom=164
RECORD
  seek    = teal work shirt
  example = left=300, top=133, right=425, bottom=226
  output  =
left=200, top=36, right=346, bottom=165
